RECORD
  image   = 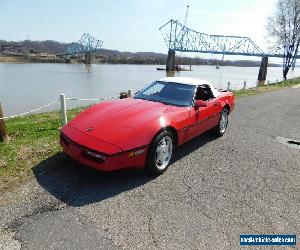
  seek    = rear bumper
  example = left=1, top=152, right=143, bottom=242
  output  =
left=60, top=132, right=148, bottom=171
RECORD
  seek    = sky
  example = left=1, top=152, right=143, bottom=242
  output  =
left=0, top=0, right=277, bottom=54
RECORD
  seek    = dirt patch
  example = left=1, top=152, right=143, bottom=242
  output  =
left=0, top=56, right=26, bottom=63
left=0, top=159, right=6, bottom=168
left=0, top=231, right=21, bottom=250
left=16, top=143, right=54, bottom=162
left=292, top=84, right=300, bottom=88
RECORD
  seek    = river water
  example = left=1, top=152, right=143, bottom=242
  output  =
left=0, top=63, right=299, bottom=116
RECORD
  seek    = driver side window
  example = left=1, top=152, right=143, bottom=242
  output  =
left=195, top=85, right=214, bottom=101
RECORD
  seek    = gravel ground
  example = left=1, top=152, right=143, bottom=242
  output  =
left=0, top=87, right=299, bottom=250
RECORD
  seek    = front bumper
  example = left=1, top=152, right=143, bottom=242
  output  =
left=60, top=132, right=148, bottom=171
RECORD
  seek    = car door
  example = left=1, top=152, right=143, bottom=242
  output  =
left=188, top=85, right=222, bottom=138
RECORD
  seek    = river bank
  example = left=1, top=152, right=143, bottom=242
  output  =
left=2, top=63, right=298, bottom=117
left=0, top=54, right=282, bottom=67
left=0, top=56, right=28, bottom=63
left=0, top=55, right=64, bottom=64
left=0, top=77, right=299, bottom=193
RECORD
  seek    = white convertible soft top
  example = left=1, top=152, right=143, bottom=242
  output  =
left=159, top=77, right=221, bottom=97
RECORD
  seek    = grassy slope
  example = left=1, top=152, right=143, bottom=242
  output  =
left=0, top=108, right=84, bottom=192
left=232, top=77, right=300, bottom=97
left=0, top=78, right=299, bottom=192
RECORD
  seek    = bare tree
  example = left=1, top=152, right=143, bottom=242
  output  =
left=268, top=0, right=300, bottom=79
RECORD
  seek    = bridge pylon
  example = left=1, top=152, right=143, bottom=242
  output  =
left=166, top=50, right=175, bottom=71
left=257, top=56, right=268, bottom=85
left=85, top=52, right=91, bottom=64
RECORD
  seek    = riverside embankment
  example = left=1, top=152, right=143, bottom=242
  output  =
left=0, top=77, right=299, bottom=192
left=0, top=80, right=299, bottom=250
left=1, top=63, right=299, bottom=116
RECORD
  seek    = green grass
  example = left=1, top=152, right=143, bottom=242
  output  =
left=0, top=78, right=299, bottom=192
left=233, top=77, right=300, bottom=98
left=0, top=107, right=85, bottom=192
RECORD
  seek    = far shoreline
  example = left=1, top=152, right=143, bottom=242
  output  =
left=0, top=55, right=282, bottom=67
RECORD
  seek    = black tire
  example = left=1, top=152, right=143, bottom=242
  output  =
left=212, top=108, right=229, bottom=137
left=146, top=130, right=175, bottom=175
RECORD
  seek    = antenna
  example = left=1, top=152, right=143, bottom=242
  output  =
left=184, top=5, right=190, bottom=27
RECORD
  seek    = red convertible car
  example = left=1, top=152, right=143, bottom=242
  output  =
left=60, top=77, right=234, bottom=174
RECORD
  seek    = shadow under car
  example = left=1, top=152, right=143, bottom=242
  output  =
left=33, top=131, right=217, bottom=207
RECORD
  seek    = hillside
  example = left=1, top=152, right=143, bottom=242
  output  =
left=0, top=39, right=280, bottom=67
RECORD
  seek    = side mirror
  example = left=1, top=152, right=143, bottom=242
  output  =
left=194, top=100, right=207, bottom=109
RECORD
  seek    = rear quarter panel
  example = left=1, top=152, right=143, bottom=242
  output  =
left=218, top=91, right=235, bottom=113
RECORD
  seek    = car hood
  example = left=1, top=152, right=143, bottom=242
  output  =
left=68, top=98, right=181, bottom=149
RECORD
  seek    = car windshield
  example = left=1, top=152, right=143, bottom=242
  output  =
left=134, top=81, right=195, bottom=107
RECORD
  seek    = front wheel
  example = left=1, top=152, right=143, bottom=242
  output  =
left=146, top=131, right=175, bottom=175
left=212, top=108, right=229, bottom=137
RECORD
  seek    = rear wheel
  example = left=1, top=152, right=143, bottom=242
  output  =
left=146, top=131, right=174, bottom=175
left=212, top=108, right=229, bottom=137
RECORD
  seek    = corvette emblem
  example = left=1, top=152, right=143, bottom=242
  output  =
left=86, top=127, right=93, bottom=132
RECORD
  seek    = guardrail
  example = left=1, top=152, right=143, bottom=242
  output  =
left=59, top=90, right=132, bottom=126
left=226, top=79, right=279, bottom=91
left=0, top=89, right=132, bottom=142
left=0, top=79, right=282, bottom=142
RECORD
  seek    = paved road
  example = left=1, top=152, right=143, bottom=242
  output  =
left=0, top=87, right=299, bottom=250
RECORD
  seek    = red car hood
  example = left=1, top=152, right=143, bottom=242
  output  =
left=68, top=98, right=180, bottom=150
